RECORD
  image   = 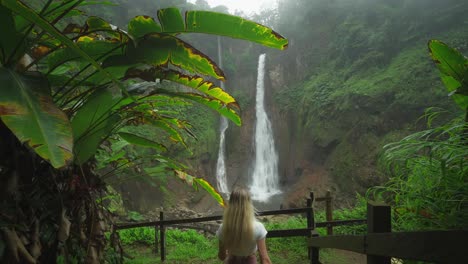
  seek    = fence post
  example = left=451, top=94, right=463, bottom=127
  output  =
left=307, top=192, right=318, bottom=263
left=160, top=211, right=166, bottom=262
left=154, top=225, right=159, bottom=254
left=367, top=201, right=391, bottom=264
left=310, top=231, right=319, bottom=264
left=325, top=190, right=333, bottom=235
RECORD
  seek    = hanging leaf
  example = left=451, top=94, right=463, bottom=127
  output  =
left=46, top=40, right=122, bottom=71
left=0, top=67, right=73, bottom=168
left=125, top=68, right=237, bottom=105
left=82, top=16, right=126, bottom=40
left=429, top=40, right=467, bottom=82
left=118, top=132, right=167, bottom=152
left=43, top=0, right=117, bottom=22
left=71, top=87, right=124, bottom=164
left=158, top=90, right=241, bottom=126
left=0, top=5, right=23, bottom=65
left=157, top=8, right=185, bottom=32
left=185, top=9, right=287, bottom=49
left=175, top=169, right=194, bottom=187
left=2, top=0, right=126, bottom=92
left=149, top=8, right=288, bottom=50
left=127, top=33, right=224, bottom=80
left=428, top=40, right=468, bottom=109
left=161, top=70, right=237, bottom=105
left=147, top=119, right=186, bottom=146
left=128, top=16, right=161, bottom=39
left=193, top=178, right=225, bottom=207
left=174, top=170, right=224, bottom=207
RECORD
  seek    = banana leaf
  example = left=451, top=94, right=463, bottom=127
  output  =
left=428, top=40, right=468, bottom=109
left=0, top=67, right=73, bottom=168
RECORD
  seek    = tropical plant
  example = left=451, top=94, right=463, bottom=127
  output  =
left=0, top=0, right=287, bottom=263
left=370, top=40, right=467, bottom=232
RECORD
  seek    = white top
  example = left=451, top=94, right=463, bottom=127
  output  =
left=216, top=220, right=268, bottom=256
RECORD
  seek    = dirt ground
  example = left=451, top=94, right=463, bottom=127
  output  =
left=323, top=249, right=366, bottom=264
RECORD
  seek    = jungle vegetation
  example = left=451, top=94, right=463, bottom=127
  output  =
left=0, top=0, right=287, bottom=263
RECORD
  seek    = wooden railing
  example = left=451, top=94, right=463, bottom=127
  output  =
left=114, top=191, right=365, bottom=262
left=308, top=201, right=468, bottom=264
left=114, top=192, right=466, bottom=263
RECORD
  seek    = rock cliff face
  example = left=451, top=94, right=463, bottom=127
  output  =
left=217, top=55, right=334, bottom=209
left=214, top=49, right=445, bottom=208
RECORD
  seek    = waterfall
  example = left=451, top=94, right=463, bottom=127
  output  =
left=250, top=54, right=281, bottom=202
left=215, top=37, right=229, bottom=194
left=216, top=117, right=229, bottom=193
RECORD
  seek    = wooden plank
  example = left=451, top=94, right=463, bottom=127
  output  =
left=267, top=228, right=310, bottom=238
left=308, top=230, right=468, bottom=263
left=116, top=215, right=223, bottom=229
left=315, top=219, right=366, bottom=228
left=367, top=201, right=391, bottom=264
left=115, top=207, right=311, bottom=230
left=366, top=230, right=468, bottom=263
left=257, top=207, right=309, bottom=216
left=309, top=234, right=365, bottom=253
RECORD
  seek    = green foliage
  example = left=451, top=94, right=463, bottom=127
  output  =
left=0, top=67, right=73, bottom=168
left=263, top=217, right=308, bottom=263
left=119, top=228, right=218, bottom=261
left=428, top=39, right=468, bottom=110
left=119, top=227, right=155, bottom=245
left=1, top=0, right=287, bottom=167
left=0, top=1, right=288, bottom=263
left=319, top=195, right=367, bottom=235
left=369, top=42, right=468, bottom=232
left=372, top=113, right=468, bottom=231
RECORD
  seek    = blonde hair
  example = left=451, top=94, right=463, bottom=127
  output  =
left=221, top=187, right=255, bottom=252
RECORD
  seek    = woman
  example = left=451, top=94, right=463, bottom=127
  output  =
left=216, top=187, right=272, bottom=264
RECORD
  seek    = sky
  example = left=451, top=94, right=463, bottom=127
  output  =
left=188, top=0, right=277, bottom=15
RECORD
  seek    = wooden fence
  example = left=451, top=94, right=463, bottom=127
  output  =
left=114, top=192, right=466, bottom=263
left=309, top=201, right=468, bottom=264
left=114, top=191, right=365, bottom=262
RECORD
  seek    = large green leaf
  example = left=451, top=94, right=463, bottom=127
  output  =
left=125, top=68, right=236, bottom=105
left=46, top=39, right=122, bottom=71
left=157, top=8, right=185, bottom=32
left=2, top=0, right=125, bottom=91
left=118, top=132, right=167, bottom=152
left=71, top=87, right=124, bottom=164
left=128, top=33, right=224, bottom=80
left=161, top=70, right=237, bottom=105
left=175, top=170, right=224, bottom=207
left=0, top=4, right=22, bottom=65
left=161, top=91, right=241, bottom=126
left=147, top=118, right=187, bottom=146
left=428, top=40, right=468, bottom=109
left=193, top=177, right=225, bottom=207
left=81, top=16, right=128, bottom=40
left=0, top=67, right=73, bottom=168
left=128, top=8, right=287, bottom=49
left=128, top=16, right=161, bottom=39
left=43, top=0, right=116, bottom=22
left=185, top=10, right=288, bottom=49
